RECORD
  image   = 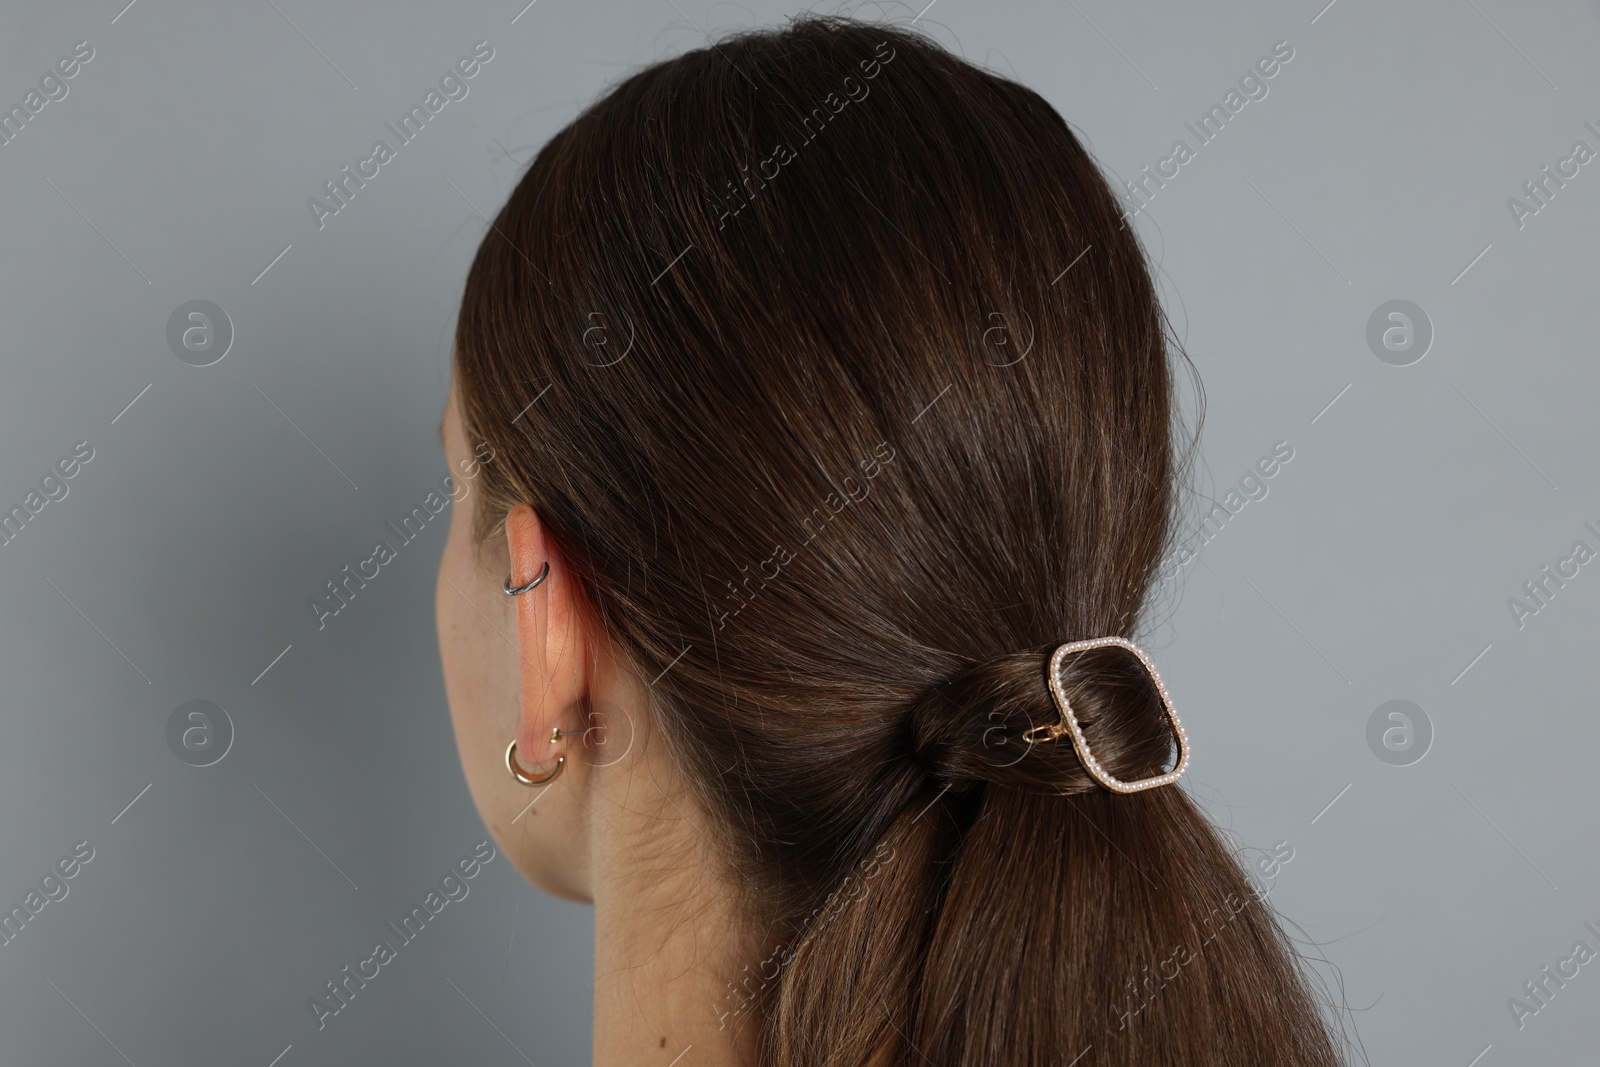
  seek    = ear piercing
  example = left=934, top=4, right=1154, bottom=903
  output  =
left=506, top=725, right=585, bottom=787
left=504, top=560, right=550, bottom=596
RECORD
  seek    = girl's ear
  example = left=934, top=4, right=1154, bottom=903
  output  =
left=505, top=503, right=588, bottom=766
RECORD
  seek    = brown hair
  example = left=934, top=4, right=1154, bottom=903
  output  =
left=454, top=15, right=1348, bottom=1066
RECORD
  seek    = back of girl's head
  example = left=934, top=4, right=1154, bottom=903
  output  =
left=455, top=14, right=1344, bottom=1066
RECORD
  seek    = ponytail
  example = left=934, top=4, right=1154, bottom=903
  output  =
left=766, top=645, right=1343, bottom=1066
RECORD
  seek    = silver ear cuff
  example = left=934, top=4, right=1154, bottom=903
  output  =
left=503, top=561, right=550, bottom=596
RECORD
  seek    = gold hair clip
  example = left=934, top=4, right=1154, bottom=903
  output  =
left=1022, top=637, right=1190, bottom=794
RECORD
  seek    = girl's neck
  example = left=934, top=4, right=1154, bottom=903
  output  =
left=588, top=784, right=762, bottom=1067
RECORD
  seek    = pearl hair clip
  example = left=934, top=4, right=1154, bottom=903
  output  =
left=1021, top=637, right=1190, bottom=794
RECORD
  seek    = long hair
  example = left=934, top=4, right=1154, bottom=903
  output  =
left=454, top=15, right=1346, bottom=1066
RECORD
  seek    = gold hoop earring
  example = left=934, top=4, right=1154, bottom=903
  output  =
left=505, top=737, right=564, bottom=786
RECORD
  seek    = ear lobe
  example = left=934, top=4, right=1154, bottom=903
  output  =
left=506, top=504, right=585, bottom=766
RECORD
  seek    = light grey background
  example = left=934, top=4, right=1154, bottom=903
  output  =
left=1, top=0, right=1596, bottom=1063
